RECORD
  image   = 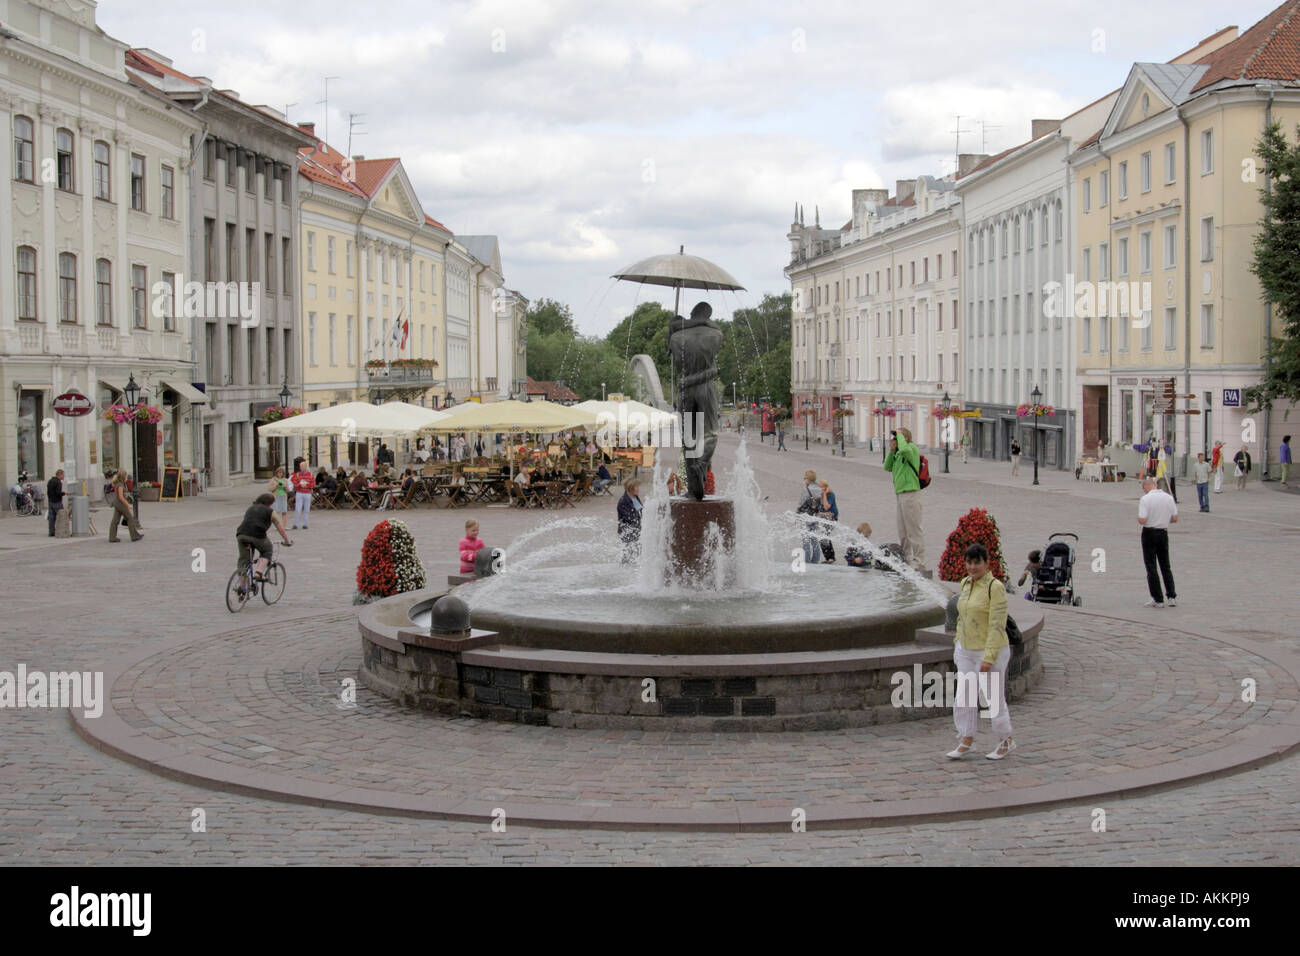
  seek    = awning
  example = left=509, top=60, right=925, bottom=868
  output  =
left=160, top=379, right=208, bottom=405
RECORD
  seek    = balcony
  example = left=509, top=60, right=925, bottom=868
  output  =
left=366, top=361, right=439, bottom=400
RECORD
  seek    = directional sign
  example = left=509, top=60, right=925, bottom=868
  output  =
left=52, top=390, right=93, bottom=416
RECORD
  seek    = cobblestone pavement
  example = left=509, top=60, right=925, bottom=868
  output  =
left=1, top=434, right=1297, bottom=863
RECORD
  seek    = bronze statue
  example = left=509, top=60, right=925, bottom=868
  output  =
left=669, top=302, right=724, bottom=500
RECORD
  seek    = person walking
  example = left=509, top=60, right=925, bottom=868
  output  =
left=884, top=427, right=927, bottom=573
left=960, top=430, right=971, bottom=464
left=267, top=466, right=290, bottom=523
left=107, top=469, right=143, bottom=543
left=947, top=543, right=1015, bottom=760
left=1138, top=477, right=1178, bottom=608
left=1009, top=437, right=1021, bottom=476
left=1193, top=452, right=1212, bottom=513
left=46, top=469, right=65, bottom=538
left=617, top=479, right=643, bottom=563
left=1233, top=447, right=1252, bottom=491
left=290, top=460, right=315, bottom=529
left=777, top=421, right=787, bottom=452
left=817, top=479, right=838, bottom=562
left=1211, top=441, right=1225, bottom=494
left=1280, top=435, right=1292, bottom=488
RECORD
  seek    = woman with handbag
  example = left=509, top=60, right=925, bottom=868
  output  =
left=817, top=480, right=838, bottom=562
left=798, top=471, right=822, bottom=563
left=947, top=542, right=1015, bottom=760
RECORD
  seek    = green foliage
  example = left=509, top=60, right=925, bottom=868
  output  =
left=1245, top=121, right=1300, bottom=413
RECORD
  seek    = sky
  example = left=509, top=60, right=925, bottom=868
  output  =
left=98, top=0, right=1285, bottom=336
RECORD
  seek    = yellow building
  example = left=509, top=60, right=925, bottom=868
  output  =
left=296, top=128, right=452, bottom=467
left=1069, top=6, right=1300, bottom=474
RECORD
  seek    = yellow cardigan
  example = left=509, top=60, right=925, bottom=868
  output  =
left=955, top=574, right=1009, bottom=665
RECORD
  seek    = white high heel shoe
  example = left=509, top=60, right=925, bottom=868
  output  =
left=946, top=737, right=976, bottom=759
left=986, top=738, right=1017, bottom=760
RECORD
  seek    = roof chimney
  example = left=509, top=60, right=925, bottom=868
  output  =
left=297, top=121, right=316, bottom=136
left=352, top=155, right=365, bottom=162
left=895, top=180, right=916, bottom=203
left=957, top=153, right=991, bottom=178
left=1031, top=118, right=1063, bottom=139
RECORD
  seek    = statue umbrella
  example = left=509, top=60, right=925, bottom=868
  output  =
left=611, top=248, right=745, bottom=407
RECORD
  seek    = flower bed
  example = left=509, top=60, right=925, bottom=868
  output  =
left=354, top=519, right=427, bottom=604
left=938, top=507, right=1007, bottom=583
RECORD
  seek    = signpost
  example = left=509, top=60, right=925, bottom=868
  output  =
left=52, top=391, right=93, bottom=417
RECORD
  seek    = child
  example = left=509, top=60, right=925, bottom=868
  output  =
left=459, top=520, right=486, bottom=574
left=845, top=522, right=874, bottom=568
left=1016, top=549, right=1042, bottom=598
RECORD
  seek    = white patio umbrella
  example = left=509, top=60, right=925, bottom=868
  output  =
left=257, top=401, right=449, bottom=439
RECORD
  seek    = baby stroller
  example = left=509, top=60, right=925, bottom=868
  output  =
left=1030, top=532, right=1082, bottom=606
left=9, top=472, right=42, bottom=517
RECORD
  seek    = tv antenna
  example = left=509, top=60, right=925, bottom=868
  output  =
left=978, top=119, right=1001, bottom=154
left=318, top=76, right=340, bottom=144
left=283, top=102, right=297, bottom=123
left=347, top=112, right=367, bottom=157
left=950, top=114, right=971, bottom=170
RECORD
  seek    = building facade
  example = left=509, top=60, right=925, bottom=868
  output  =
left=1, top=0, right=202, bottom=501
left=1069, top=12, right=1300, bottom=475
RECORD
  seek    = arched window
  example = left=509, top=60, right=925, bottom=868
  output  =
left=56, top=128, right=74, bottom=191
left=96, top=259, right=113, bottom=326
left=94, top=141, right=111, bottom=200
left=17, top=246, right=38, bottom=320
left=58, top=253, right=77, bottom=324
left=14, top=116, right=35, bottom=182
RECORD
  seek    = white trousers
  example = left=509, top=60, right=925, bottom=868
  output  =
left=1213, top=469, right=1222, bottom=492
left=294, top=493, right=311, bottom=526
left=952, top=643, right=1013, bottom=741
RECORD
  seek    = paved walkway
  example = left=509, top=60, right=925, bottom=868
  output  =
left=1, top=434, right=1297, bottom=862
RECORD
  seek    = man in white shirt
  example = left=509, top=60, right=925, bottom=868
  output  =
left=1137, top=477, right=1179, bottom=608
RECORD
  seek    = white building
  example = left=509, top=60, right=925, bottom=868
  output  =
left=1, top=0, right=202, bottom=499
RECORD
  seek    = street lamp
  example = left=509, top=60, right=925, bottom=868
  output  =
left=877, top=397, right=891, bottom=462
left=838, top=401, right=847, bottom=457
left=1030, top=384, right=1042, bottom=486
left=802, top=400, right=815, bottom=451
left=279, top=379, right=292, bottom=471
left=124, top=372, right=141, bottom=520
left=601, top=382, right=606, bottom=402
left=941, top=391, right=952, bottom=474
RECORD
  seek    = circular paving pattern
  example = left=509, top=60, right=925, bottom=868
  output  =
left=73, top=607, right=1300, bottom=830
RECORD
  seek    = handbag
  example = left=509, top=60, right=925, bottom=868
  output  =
left=986, top=578, right=1022, bottom=645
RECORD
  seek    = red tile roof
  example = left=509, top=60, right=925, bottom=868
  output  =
left=351, top=158, right=400, bottom=197
left=426, top=214, right=451, bottom=232
left=1193, top=0, right=1300, bottom=90
left=525, top=377, right=580, bottom=403
left=297, top=140, right=369, bottom=198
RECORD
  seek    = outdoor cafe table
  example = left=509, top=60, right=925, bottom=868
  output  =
left=1076, top=459, right=1120, bottom=482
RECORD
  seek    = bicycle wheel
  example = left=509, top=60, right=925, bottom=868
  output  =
left=261, top=561, right=287, bottom=605
left=225, top=569, right=251, bottom=613
left=17, top=499, right=35, bottom=517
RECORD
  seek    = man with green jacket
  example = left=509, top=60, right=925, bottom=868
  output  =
left=884, top=426, right=927, bottom=573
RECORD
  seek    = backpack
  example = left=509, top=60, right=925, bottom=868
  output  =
left=904, top=452, right=931, bottom=490
left=986, top=578, right=1021, bottom=645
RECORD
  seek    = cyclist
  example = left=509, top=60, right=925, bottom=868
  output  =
left=235, top=492, right=292, bottom=588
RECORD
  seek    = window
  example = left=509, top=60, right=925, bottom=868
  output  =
left=266, top=164, right=276, bottom=200
left=937, top=254, right=943, bottom=280
left=1082, top=177, right=1091, bottom=211
left=328, top=313, right=337, bottom=365
left=1001, top=221, right=1008, bottom=257
left=952, top=299, right=958, bottom=329
left=1001, top=297, right=1007, bottom=334
left=383, top=251, right=390, bottom=283
left=924, top=258, right=929, bottom=281
left=1099, top=242, right=1110, bottom=280
left=1118, top=161, right=1128, bottom=200
left=55, top=129, right=75, bottom=191
left=96, top=259, right=112, bottom=326
left=58, top=254, right=77, bottom=324
left=897, top=265, right=902, bottom=287
left=911, top=307, right=916, bottom=334
left=161, top=165, right=174, bottom=218
left=203, top=139, right=216, bottom=181
left=17, top=246, right=37, bottom=320
left=206, top=323, right=218, bottom=382
left=951, top=352, right=958, bottom=384
left=1140, top=152, right=1151, bottom=193
left=307, top=232, right=317, bottom=271
left=246, top=228, right=256, bottom=282
left=94, top=142, right=111, bottom=200
left=204, top=218, right=217, bottom=280
left=1201, top=128, right=1214, bottom=174
left=1140, top=309, right=1152, bottom=351
left=14, top=116, right=36, bottom=182
left=1164, top=224, right=1177, bottom=268
left=246, top=327, right=255, bottom=383
left=308, top=312, right=317, bottom=366
left=1139, top=230, right=1152, bottom=273
left=245, top=155, right=255, bottom=194
left=227, top=325, right=236, bottom=383
left=226, top=145, right=237, bottom=187
left=938, top=301, right=943, bottom=331
left=1055, top=201, right=1063, bottom=241
left=1118, top=237, right=1129, bottom=276
left=1119, top=307, right=1130, bottom=351
left=283, top=329, right=292, bottom=380
left=281, top=171, right=290, bottom=204
left=1201, top=304, right=1214, bottom=347
left=131, top=265, right=148, bottom=329
left=225, top=223, right=237, bottom=281
left=266, top=327, right=274, bottom=383
left=282, top=237, right=292, bottom=293
left=1081, top=247, right=1092, bottom=281
left=1163, top=306, right=1176, bottom=350
left=264, top=234, right=275, bottom=294
left=347, top=241, right=355, bottom=277
left=327, top=236, right=336, bottom=274
left=162, top=271, right=176, bottom=332
left=228, top=424, right=244, bottom=474
left=347, top=316, right=355, bottom=364
left=130, top=154, right=145, bottom=211
left=1100, top=316, right=1109, bottom=353
left=1121, top=391, right=1134, bottom=443
left=1013, top=219, right=1021, bottom=254
left=1026, top=212, right=1033, bottom=247
left=1165, top=143, right=1176, bottom=184
left=1200, top=217, right=1214, bottom=261
left=1013, top=294, right=1020, bottom=332
left=1082, top=315, right=1091, bottom=353
left=1041, top=206, right=1049, bottom=246
left=1100, top=169, right=1109, bottom=207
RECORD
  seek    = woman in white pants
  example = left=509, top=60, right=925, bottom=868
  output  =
left=947, top=542, right=1015, bottom=760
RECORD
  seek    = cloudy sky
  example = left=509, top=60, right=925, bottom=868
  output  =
left=100, top=0, right=1281, bottom=336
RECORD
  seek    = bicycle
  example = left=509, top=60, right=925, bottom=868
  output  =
left=225, top=540, right=291, bottom=613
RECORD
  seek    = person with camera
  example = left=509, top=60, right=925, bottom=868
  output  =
left=883, top=427, right=927, bottom=574
left=797, top=470, right=822, bottom=564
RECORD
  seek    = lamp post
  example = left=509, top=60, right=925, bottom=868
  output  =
left=802, top=400, right=814, bottom=451
left=941, top=391, right=952, bottom=474
left=601, top=381, right=606, bottom=402
left=732, top=381, right=737, bottom=409
left=279, top=380, right=292, bottom=471
left=1030, top=384, right=1042, bottom=486
left=124, top=372, right=141, bottom=521
left=877, top=397, right=891, bottom=462
left=838, top=402, right=847, bottom=457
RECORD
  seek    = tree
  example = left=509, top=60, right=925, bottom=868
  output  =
left=1245, top=121, right=1300, bottom=413
left=526, top=298, right=575, bottom=338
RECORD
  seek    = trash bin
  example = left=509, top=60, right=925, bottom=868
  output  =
left=70, top=495, right=90, bottom=536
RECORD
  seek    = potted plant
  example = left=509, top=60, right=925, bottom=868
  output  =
left=263, top=406, right=304, bottom=422
left=104, top=403, right=163, bottom=425
left=137, top=480, right=161, bottom=502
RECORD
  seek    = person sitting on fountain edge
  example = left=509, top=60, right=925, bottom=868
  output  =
left=617, top=479, right=643, bottom=561
left=845, top=523, right=873, bottom=568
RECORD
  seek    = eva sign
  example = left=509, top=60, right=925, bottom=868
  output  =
left=52, top=390, right=93, bottom=416
left=1222, top=388, right=1241, bottom=407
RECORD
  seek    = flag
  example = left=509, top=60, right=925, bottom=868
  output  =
left=399, top=319, right=409, bottom=351
left=391, top=314, right=402, bottom=345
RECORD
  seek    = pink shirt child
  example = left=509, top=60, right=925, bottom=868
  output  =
left=459, top=533, right=486, bottom=573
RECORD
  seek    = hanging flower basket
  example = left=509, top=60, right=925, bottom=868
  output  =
left=263, top=406, right=304, bottom=422
left=104, top=403, right=163, bottom=425
left=871, top=407, right=897, bottom=418
left=932, top=406, right=963, bottom=419
left=832, top=407, right=855, bottom=419
left=390, top=358, right=438, bottom=368
left=1016, top=403, right=1056, bottom=418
